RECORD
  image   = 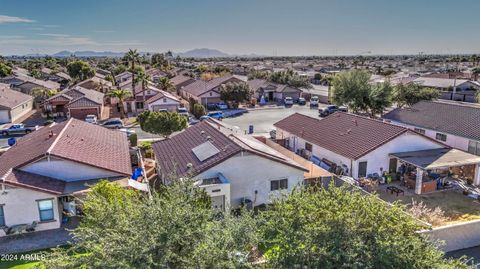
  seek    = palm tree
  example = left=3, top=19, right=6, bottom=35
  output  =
left=106, top=89, right=132, bottom=119
left=157, top=77, right=175, bottom=93
left=136, top=72, right=151, bottom=110
left=125, top=49, right=141, bottom=93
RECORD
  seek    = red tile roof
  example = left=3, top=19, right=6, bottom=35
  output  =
left=0, top=118, right=132, bottom=193
left=274, top=112, right=411, bottom=160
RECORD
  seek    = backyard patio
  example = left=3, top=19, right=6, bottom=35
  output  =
left=375, top=182, right=480, bottom=227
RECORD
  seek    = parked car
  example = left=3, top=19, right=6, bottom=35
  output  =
left=207, top=111, right=224, bottom=120
left=177, top=107, right=189, bottom=118
left=102, top=118, right=124, bottom=129
left=206, top=103, right=217, bottom=111
left=1, top=124, right=38, bottom=136
left=118, top=128, right=135, bottom=137
left=319, top=105, right=348, bottom=117
left=216, top=102, right=228, bottom=110
left=85, top=114, right=97, bottom=124
left=298, top=97, right=306, bottom=105
left=284, top=97, right=294, bottom=106
left=310, top=96, right=319, bottom=107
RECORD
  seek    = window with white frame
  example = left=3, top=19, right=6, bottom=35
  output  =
left=38, top=199, right=54, bottom=222
left=414, top=128, right=425, bottom=135
left=271, top=178, right=288, bottom=191
left=0, top=205, right=5, bottom=227
left=468, top=140, right=480, bottom=156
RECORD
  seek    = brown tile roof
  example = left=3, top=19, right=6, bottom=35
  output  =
left=0, top=118, right=132, bottom=192
left=47, top=87, right=103, bottom=108
left=181, top=75, right=243, bottom=97
left=153, top=120, right=307, bottom=178
left=4, top=170, right=66, bottom=195
left=383, top=100, right=480, bottom=141
left=0, top=87, right=33, bottom=109
left=145, top=90, right=180, bottom=104
left=170, top=75, right=194, bottom=86
left=274, top=112, right=412, bottom=160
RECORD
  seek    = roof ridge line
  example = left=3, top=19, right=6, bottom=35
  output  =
left=47, top=118, right=72, bottom=154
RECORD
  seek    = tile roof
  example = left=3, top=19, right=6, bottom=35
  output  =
left=247, top=79, right=288, bottom=92
left=0, top=118, right=132, bottom=189
left=152, top=120, right=307, bottom=178
left=181, top=75, right=243, bottom=97
left=145, top=90, right=180, bottom=104
left=170, top=75, right=194, bottom=86
left=274, top=112, right=411, bottom=160
left=0, top=87, right=33, bottom=109
left=383, top=100, right=480, bottom=141
left=47, top=87, right=104, bottom=108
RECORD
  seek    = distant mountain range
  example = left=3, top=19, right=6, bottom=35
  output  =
left=16, top=48, right=262, bottom=58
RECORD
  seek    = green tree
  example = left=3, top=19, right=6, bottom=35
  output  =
left=151, top=53, right=168, bottom=68
left=42, top=180, right=258, bottom=269
left=66, top=60, right=95, bottom=82
left=393, top=83, right=440, bottom=108
left=137, top=111, right=188, bottom=138
left=125, top=49, right=141, bottom=93
left=0, top=62, right=12, bottom=78
left=260, top=185, right=471, bottom=269
left=472, top=67, right=480, bottom=82
left=157, top=77, right=175, bottom=92
left=219, top=82, right=252, bottom=107
left=31, top=87, right=57, bottom=103
left=369, top=81, right=393, bottom=116
left=106, top=89, right=132, bottom=119
left=331, top=69, right=372, bottom=113
left=192, top=103, right=206, bottom=119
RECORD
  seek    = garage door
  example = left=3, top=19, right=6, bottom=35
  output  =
left=69, top=108, right=98, bottom=120
left=0, top=110, right=10, bottom=124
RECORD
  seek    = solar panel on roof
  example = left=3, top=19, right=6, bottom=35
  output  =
left=192, top=141, right=220, bottom=162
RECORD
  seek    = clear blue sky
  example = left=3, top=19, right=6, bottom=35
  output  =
left=1, top=0, right=479, bottom=56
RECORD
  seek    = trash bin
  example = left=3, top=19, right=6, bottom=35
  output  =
left=248, top=125, right=254, bottom=134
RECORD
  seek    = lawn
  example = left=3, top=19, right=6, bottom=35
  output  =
left=0, top=251, right=43, bottom=269
left=379, top=189, right=480, bottom=226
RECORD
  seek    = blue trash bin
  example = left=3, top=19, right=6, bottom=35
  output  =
left=248, top=125, right=254, bottom=134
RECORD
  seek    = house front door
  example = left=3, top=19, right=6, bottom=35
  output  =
left=389, top=158, right=398, bottom=173
left=358, top=161, right=368, bottom=178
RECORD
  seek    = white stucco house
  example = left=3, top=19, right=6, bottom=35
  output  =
left=152, top=119, right=308, bottom=209
left=383, top=100, right=480, bottom=156
left=274, top=112, right=480, bottom=194
left=179, top=75, right=244, bottom=106
left=145, top=90, right=181, bottom=112
left=0, top=85, right=34, bottom=124
left=0, top=118, right=132, bottom=236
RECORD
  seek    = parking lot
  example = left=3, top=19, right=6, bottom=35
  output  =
left=223, top=104, right=325, bottom=135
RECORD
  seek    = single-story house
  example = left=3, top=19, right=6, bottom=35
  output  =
left=0, top=118, right=132, bottom=236
left=383, top=100, right=480, bottom=156
left=0, top=85, right=34, bottom=124
left=179, top=75, right=244, bottom=106
left=170, top=75, right=195, bottom=94
left=412, top=77, right=480, bottom=103
left=44, top=87, right=104, bottom=119
left=152, top=119, right=308, bottom=209
left=0, top=75, right=60, bottom=95
left=40, top=67, right=71, bottom=84
left=275, top=112, right=480, bottom=194
left=247, top=79, right=303, bottom=102
left=75, top=76, right=113, bottom=93
left=145, top=90, right=181, bottom=112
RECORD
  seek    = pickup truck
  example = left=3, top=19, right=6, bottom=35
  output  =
left=319, top=105, right=348, bottom=117
left=1, top=124, right=39, bottom=136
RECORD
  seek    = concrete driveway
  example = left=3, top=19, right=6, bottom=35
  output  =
left=223, top=104, right=326, bottom=135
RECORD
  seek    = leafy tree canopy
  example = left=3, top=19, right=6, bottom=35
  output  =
left=393, top=83, right=440, bottom=108
left=219, top=82, right=252, bottom=105
left=0, top=62, right=12, bottom=78
left=66, top=60, right=95, bottom=81
left=137, top=111, right=188, bottom=138
left=249, top=69, right=312, bottom=89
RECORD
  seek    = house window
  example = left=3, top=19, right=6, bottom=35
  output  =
left=435, top=133, right=447, bottom=142
left=468, top=140, right=480, bottom=156
left=414, top=128, right=425, bottom=135
left=271, top=178, right=288, bottom=191
left=209, top=92, right=213, bottom=96
left=0, top=206, right=5, bottom=227
left=136, top=102, right=144, bottom=109
left=163, top=98, right=167, bottom=103
left=38, top=199, right=54, bottom=222
left=305, top=142, right=313, bottom=152
left=358, top=161, right=368, bottom=178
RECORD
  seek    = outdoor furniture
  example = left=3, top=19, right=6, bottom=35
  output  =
left=386, top=186, right=405, bottom=196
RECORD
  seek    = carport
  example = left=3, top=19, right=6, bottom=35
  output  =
left=389, top=148, right=480, bottom=194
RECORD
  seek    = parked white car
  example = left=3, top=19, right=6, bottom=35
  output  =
left=284, top=97, right=294, bottom=106
left=102, top=118, right=124, bottom=129
left=85, top=114, right=98, bottom=124
left=310, top=96, right=319, bottom=107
